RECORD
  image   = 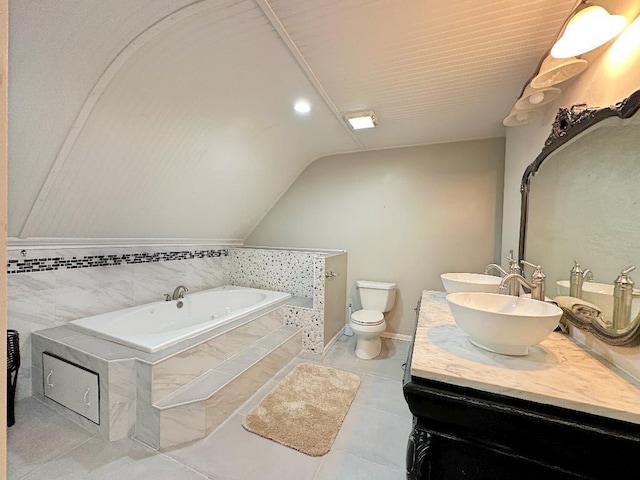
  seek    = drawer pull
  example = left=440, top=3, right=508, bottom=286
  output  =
left=83, top=388, right=91, bottom=407
left=46, top=370, right=54, bottom=387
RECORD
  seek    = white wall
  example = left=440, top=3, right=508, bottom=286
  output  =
left=247, top=140, right=505, bottom=336
left=501, top=12, right=640, bottom=379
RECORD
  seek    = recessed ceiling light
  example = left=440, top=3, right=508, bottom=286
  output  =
left=344, top=111, right=377, bottom=130
left=294, top=100, right=311, bottom=114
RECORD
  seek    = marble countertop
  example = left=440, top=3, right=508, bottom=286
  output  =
left=411, top=290, right=640, bottom=424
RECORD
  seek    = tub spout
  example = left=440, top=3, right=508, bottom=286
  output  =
left=172, top=285, right=189, bottom=300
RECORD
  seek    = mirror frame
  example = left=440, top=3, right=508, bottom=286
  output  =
left=518, top=88, right=640, bottom=346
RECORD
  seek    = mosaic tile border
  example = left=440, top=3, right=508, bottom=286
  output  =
left=7, top=249, right=229, bottom=275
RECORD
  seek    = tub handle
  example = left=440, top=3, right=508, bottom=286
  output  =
left=46, top=370, right=54, bottom=388
left=83, top=388, right=91, bottom=407
left=325, top=271, right=338, bottom=279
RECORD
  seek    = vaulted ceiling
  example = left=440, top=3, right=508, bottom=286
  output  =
left=8, top=0, right=575, bottom=241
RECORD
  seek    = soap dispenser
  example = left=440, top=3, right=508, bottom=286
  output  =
left=613, top=266, right=635, bottom=330
left=569, top=260, right=584, bottom=298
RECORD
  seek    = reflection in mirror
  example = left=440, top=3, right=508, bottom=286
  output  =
left=521, top=90, right=640, bottom=346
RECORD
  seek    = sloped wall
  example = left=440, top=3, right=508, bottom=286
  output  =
left=9, top=0, right=358, bottom=240
left=246, top=139, right=506, bottom=336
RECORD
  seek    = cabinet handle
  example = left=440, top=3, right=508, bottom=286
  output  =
left=46, top=370, right=54, bottom=387
left=83, top=388, right=91, bottom=407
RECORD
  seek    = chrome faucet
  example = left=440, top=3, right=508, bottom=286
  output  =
left=485, top=253, right=522, bottom=296
left=485, top=263, right=508, bottom=276
left=500, top=261, right=546, bottom=301
left=172, top=285, right=189, bottom=300
left=569, top=260, right=594, bottom=298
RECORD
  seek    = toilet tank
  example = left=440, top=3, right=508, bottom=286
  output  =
left=357, top=280, right=397, bottom=312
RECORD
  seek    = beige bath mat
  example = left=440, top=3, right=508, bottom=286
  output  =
left=241, top=363, right=361, bottom=456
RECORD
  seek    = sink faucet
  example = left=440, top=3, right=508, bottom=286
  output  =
left=484, top=264, right=508, bottom=276
left=486, top=253, right=522, bottom=296
left=613, top=266, right=635, bottom=330
left=569, top=260, right=594, bottom=298
left=172, top=285, right=189, bottom=300
left=500, top=261, right=546, bottom=301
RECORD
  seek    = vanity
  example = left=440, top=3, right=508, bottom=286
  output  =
left=403, top=89, right=640, bottom=479
left=403, top=291, right=640, bottom=479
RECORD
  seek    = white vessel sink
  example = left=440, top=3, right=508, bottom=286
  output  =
left=446, top=292, right=562, bottom=356
left=556, top=280, right=640, bottom=323
left=440, top=273, right=502, bottom=294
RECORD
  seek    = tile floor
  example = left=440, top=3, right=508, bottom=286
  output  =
left=7, top=335, right=412, bottom=480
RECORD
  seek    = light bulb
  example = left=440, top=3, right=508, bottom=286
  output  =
left=528, top=92, right=545, bottom=105
left=551, top=6, right=627, bottom=58
left=294, top=100, right=311, bottom=114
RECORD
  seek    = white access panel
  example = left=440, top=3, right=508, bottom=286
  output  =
left=43, top=353, right=100, bottom=424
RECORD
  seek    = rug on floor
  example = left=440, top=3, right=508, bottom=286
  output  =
left=241, top=362, right=361, bottom=456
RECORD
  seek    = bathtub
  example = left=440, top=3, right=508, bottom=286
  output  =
left=69, top=285, right=291, bottom=353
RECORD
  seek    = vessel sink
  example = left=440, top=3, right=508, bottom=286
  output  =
left=556, top=280, right=640, bottom=323
left=446, top=292, right=562, bottom=356
left=440, top=273, right=502, bottom=294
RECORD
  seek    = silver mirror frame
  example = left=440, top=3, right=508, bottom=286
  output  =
left=518, top=89, right=640, bottom=346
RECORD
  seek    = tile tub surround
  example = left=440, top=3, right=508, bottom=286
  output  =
left=8, top=244, right=232, bottom=400
left=31, top=301, right=302, bottom=445
left=229, top=247, right=316, bottom=298
left=10, top=244, right=345, bottom=399
left=412, top=291, right=640, bottom=424
left=232, top=248, right=347, bottom=354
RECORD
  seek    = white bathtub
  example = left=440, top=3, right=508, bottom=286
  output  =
left=69, top=285, right=291, bottom=353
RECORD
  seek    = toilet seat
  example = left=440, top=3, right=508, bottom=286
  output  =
left=351, top=309, right=384, bottom=326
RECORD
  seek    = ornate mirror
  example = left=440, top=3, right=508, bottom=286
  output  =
left=519, top=89, right=640, bottom=346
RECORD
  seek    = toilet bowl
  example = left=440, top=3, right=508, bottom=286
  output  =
left=350, top=280, right=397, bottom=359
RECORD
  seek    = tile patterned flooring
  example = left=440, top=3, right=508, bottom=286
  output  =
left=7, top=336, right=412, bottom=480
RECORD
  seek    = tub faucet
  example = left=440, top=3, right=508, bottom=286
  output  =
left=500, top=262, right=546, bottom=301
left=172, top=285, right=189, bottom=300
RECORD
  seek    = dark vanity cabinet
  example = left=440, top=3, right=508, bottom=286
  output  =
left=403, top=340, right=640, bottom=480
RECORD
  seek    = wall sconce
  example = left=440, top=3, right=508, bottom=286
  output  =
left=344, top=111, right=377, bottom=130
left=550, top=2, right=627, bottom=58
left=530, top=55, right=588, bottom=88
left=503, top=2, right=628, bottom=128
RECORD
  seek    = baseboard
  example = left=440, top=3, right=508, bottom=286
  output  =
left=323, top=326, right=345, bottom=353
left=381, top=332, right=413, bottom=342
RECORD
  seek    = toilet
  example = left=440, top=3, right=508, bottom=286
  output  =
left=350, top=280, right=397, bottom=359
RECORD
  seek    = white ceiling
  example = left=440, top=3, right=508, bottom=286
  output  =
left=8, top=0, right=575, bottom=241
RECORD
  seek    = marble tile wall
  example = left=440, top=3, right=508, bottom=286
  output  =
left=8, top=245, right=232, bottom=400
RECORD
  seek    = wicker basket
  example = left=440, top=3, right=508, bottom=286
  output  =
left=7, top=330, right=20, bottom=427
